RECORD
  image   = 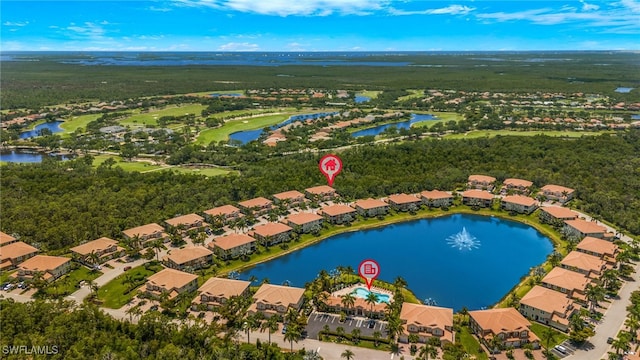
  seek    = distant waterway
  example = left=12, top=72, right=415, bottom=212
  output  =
left=240, top=213, right=553, bottom=311
left=0, top=149, right=72, bottom=163
left=229, top=112, right=337, bottom=144
left=351, top=113, right=436, bottom=137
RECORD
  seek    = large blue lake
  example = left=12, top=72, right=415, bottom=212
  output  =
left=229, top=112, right=337, bottom=144
left=20, top=121, right=64, bottom=139
left=240, top=213, right=553, bottom=311
left=351, top=113, right=437, bottom=137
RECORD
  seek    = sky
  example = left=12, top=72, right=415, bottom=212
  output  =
left=1, top=0, right=639, bottom=51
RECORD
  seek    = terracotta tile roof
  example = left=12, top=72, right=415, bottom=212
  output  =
left=541, top=184, right=575, bottom=195
left=462, top=189, right=494, bottom=200
left=502, top=195, right=537, bottom=207
left=197, top=277, right=250, bottom=298
left=321, top=204, right=357, bottom=217
left=273, top=190, right=305, bottom=201
left=520, top=285, right=574, bottom=315
left=285, top=213, right=323, bottom=225
left=0, top=231, right=17, bottom=246
left=208, top=233, right=256, bottom=250
left=353, top=198, right=389, bottom=210
left=564, top=219, right=607, bottom=234
left=561, top=251, right=606, bottom=273
left=252, top=222, right=293, bottom=237
left=541, top=267, right=591, bottom=292
left=400, top=302, right=453, bottom=331
left=70, top=237, right=121, bottom=255
left=468, top=174, right=496, bottom=183
left=576, top=236, right=618, bottom=257
left=387, top=193, right=421, bottom=205
left=18, top=255, right=70, bottom=271
left=540, top=206, right=578, bottom=219
left=503, top=178, right=533, bottom=188
left=123, top=223, right=165, bottom=238
left=469, top=308, right=536, bottom=339
left=165, top=213, right=204, bottom=227
left=163, top=247, right=213, bottom=265
left=203, top=205, right=242, bottom=217
left=253, top=284, right=305, bottom=307
left=305, top=185, right=336, bottom=195
left=238, top=197, right=272, bottom=209
left=0, top=241, right=39, bottom=262
left=420, top=190, right=453, bottom=200
left=146, top=268, right=198, bottom=291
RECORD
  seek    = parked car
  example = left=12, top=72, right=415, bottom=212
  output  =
left=282, top=326, right=287, bottom=334
left=554, top=345, right=568, bottom=354
left=607, top=337, right=614, bottom=344
left=123, top=266, right=132, bottom=271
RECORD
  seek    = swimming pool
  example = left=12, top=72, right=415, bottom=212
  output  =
left=353, top=287, right=390, bottom=304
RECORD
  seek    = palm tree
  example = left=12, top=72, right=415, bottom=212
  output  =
left=372, top=330, right=382, bottom=347
left=419, top=343, right=438, bottom=360
left=341, top=349, right=355, bottom=360
left=611, top=336, right=630, bottom=355
left=336, top=326, right=346, bottom=341
left=601, top=269, right=619, bottom=290
left=541, top=327, right=555, bottom=357
left=393, top=276, right=408, bottom=289
left=261, top=316, right=279, bottom=344
left=88, top=280, right=99, bottom=297
left=88, top=251, right=100, bottom=267
left=365, top=291, right=378, bottom=318
left=341, top=292, right=356, bottom=315
left=351, top=328, right=361, bottom=344
left=283, top=322, right=301, bottom=353
left=585, top=283, right=605, bottom=312
left=151, top=239, right=163, bottom=261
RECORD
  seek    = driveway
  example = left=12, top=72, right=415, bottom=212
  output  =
left=306, top=311, right=387, bottom=340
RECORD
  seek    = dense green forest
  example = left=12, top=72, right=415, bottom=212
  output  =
left=2, top=52, right=639, bottom=109
left=0, top=299, right=305, bottom=360
left=1, top=131, right=639, bottom=251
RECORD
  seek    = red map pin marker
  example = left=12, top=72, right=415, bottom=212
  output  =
left=358, top=259, right=380, bottom=290
left=319, top=154, right=343, bottom=187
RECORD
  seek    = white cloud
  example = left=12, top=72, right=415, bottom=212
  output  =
left=389, top=4, right=474, bottom=16
left=173, top=0, right=387, bottom=16
left=217, top=42, right=259, bottom=51
left=66, top=22, right=106, bottom=40
left=580, top=1, right=599, bottom=11
left=3, top=21, right=29, bottom=27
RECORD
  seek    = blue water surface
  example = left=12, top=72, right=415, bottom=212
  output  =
left=229, top=112, right=337, bottom=144
left=20, top=121, right=64, bottom=139
left=351, top=113, right=437, bottom=137
left=240, top=213, right=553, bottom=311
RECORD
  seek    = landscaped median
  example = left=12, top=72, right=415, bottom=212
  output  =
left=96, top=262, right=163, bottom=309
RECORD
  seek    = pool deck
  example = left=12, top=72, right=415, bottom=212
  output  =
left=332, top=284, right=394, bottom=303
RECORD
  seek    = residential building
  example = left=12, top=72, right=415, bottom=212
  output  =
left=502, top=178, right=533, bottom=194
left=0, top=231, right=17, bottom=247
left=468, top=174, right=497, bottom=190
left=203, top=205, right=244, bottom=224
left=540, top=184, right=575, bottom=204
left=192, top=277, right=251, bottom=311
left=563, top=219, right=608, bottom=239
left=251, top=222, right=293, bottom=246
left=69, top=237, right=124, bottom=265
left=541, top=267, right=591, bottom=304
left=238, top=197, right=273, bottom=216
left=284, top=213, right=324, bottom=233
left=0, top=241, right=39, bottom=270
left=461, top=190, right=494, bottom=207
left=538, top=206, right=578, bottom=225
left=304, top=185, right=338, bottom=202
left=386, top=194, right=422, bottom=212
left=207, top=233, right=257, bottom=260
left=419, top=190, right=453, bottom=208
left=353, top=198, right=389, bottom=217
left=519, top=285, right=577, bottom=332
left=122, top=223, right=167, bottom=246
left=248, top=284, right=306, bottom=318
left=141, top=268, right=199, bottom=300
left=468, top=308, right=540, bottom=351
left=162, top=247, right=214, bottom=271
left=398, top=303, right=454, bottom=344
left=14, top=255, right=71, bottom=282
left=273, top=190, right=306, bottom=208
left=165, top=213, right=208, bottom=234
left=325, top=293, right=387, bottom=318
left=501, top=195, right=538, bottom=214
left=576, top=236, right=619, bottom=264
left=320, top=204, right=357, bottom=224
left=560, top=251, right=608, bottom=278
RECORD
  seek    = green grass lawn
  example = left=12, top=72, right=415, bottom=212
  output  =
left=396, top=89, right=425, bottom=102
left=91, top=155, right=163, bottom=172
left=458, top=326, right=489, bottom=360
left=120, top=104, right=207, bottom=127
left=97, top=263, right=162, bottom=309
left=44, top=266, right=101, bottom=298
left=167, top=166, right=234, bottom=177
left=357, top=90, right=382, bottom=99
left=529, top=323, right=569, bottom=349
left=60, top=114, right=101, bottom=134
left=412, top=112, right=464, bottom=128
left=444, top=130, right=611, bottom=139
left=196, top=113, right=293, bottom=144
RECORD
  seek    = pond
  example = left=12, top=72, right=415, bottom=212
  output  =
left=351, top=113, right=437, bottom=137
left=0, top=149, right=72, bottom=163
left=20, top=121, right=64, bottom=139
left=229, top=112, right=337, bottom=144
left=615, top=87, right=634, bottom=93
left=240, top=213, right=553, bottom=311
left=355, top=95, right=371, bottom=103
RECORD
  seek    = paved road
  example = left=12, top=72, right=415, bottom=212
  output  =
left=565, top=259, right=639, bottom=360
